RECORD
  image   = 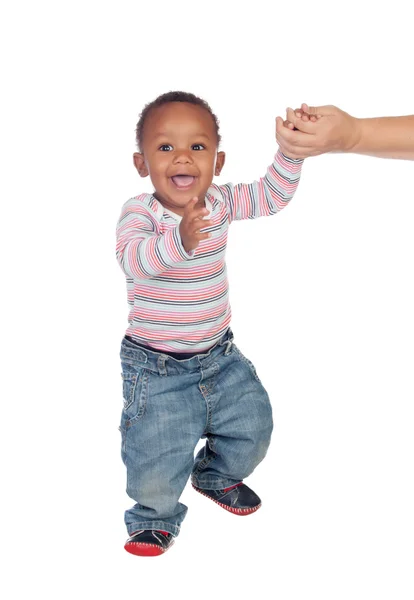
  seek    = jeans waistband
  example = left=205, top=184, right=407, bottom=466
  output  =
left=124, top=336, right=203, bottom=360
left=120, top=328, right=234, bottom=375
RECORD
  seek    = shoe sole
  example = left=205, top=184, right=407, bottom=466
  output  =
left=192, top=484, right=261, bottom=516
left=124, top=540, right=174, bottom=557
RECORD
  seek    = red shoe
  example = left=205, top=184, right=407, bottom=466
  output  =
left=124, top=530, right=174, bottom=556
left=192, top=482, right=261, bottom=515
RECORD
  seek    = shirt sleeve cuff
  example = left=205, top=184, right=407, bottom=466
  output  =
left=278, top=149, right=304, bottom=164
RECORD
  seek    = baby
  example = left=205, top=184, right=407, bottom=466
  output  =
left=116, top=91, right=304, bottom=556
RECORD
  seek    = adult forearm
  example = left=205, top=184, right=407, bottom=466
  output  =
left=350, top=116, right=414, bottom=160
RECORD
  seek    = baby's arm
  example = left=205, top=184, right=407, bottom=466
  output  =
left=213, top=150, right=303, bottom=223
left=116, top=197, right=196, bottom=279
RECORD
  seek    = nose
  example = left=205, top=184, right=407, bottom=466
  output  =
left=173, top=149, right=193, bottom=164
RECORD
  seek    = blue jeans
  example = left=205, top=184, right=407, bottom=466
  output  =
left=119, top=328, right=273, bottom=537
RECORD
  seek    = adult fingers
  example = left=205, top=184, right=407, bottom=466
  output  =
left=276, top=118, right=299, bottom=144
left=293, top=106, right=317, bottom=122
left=276, top=122, right=319, bottom=149
left=277, top=116, right=295, bottom=131
left=286, top=108, right=316, bottom=133
left=276, top=116, right=298, bottom=141
left=278, top=140, right=323, bottom=158
left=292, top=107, right=307, bottom=121
left=301, top=103, right=331, bottom=117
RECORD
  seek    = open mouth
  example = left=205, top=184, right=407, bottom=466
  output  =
left=170, top=175, right=196, bottom=190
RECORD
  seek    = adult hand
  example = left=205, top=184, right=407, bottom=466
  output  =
left=276, top=104, right=361, bottom=159
left=179, top=197, right=213, bottom=253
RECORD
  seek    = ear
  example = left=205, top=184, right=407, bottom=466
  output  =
left=133, top=153, right=149, bottom=177
left=215, top=151, right=226, bottom=176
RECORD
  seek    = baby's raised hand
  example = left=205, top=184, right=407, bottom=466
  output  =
left=179, top=197, right=213, bottom=253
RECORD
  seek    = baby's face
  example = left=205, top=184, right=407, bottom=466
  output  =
left=134, top=102, right=225, bottom=216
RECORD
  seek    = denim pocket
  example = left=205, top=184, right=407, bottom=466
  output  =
left=121, top=371, right=137, bottom=410
left=233, top=346, right=262, bottom=384
left=121, top=362, right=149, bottom=425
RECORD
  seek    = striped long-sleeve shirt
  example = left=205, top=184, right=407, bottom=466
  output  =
left=116, top=150, right=303, bottom=353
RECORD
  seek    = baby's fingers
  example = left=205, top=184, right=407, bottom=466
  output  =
left=183, top=197, right=199, bottom=219
left=289, top=107, right=309, bottom=122
left=287, top=107, right=304, bottom=124
left=293, top=108, right=306, bottom=120
left=192, top=216, right=214, bottom=229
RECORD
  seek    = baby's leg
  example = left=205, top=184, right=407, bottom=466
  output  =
left=191, top=344, right=273, bottom=490
left=120, top=361, right=205, bottom=538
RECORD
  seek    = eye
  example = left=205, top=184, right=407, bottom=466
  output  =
left=192, top=143, right=205, bottom=151
left=159, top=144, right=173, bottom=151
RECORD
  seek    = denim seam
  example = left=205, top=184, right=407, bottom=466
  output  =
left=192, top=453, right=215, bottom=478
left=126, top=370, right=149, bottom=427
left=199, top=373, right=212, bottom=432
left=233, top=347, right=261, bottom=384
left=206, top=397, right=212, bottom=431
left=119, top=425, right=126, bottom=456
left=121, top=372, right=138, bottom=411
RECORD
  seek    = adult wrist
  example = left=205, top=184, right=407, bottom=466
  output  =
left=346, top=116, right=364, bottom=153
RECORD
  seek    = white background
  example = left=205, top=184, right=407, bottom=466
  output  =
left=1, top=1, right=413, bottom=598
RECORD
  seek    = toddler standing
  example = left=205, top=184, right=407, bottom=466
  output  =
left=116, top=91, right=304, bottom=556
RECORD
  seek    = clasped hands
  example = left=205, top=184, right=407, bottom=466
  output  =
left=276, top=103, right=360, bottom=159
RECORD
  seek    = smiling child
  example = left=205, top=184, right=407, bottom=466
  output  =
left=116, top=91, right=303, bottom=556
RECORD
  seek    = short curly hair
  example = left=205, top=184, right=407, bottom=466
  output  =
left=135, top=91, right=221, bottom=151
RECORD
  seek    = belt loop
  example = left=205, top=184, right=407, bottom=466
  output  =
left=157, top=355, right=168, bottom=376
left=224, top=339, right=233, bottom=356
